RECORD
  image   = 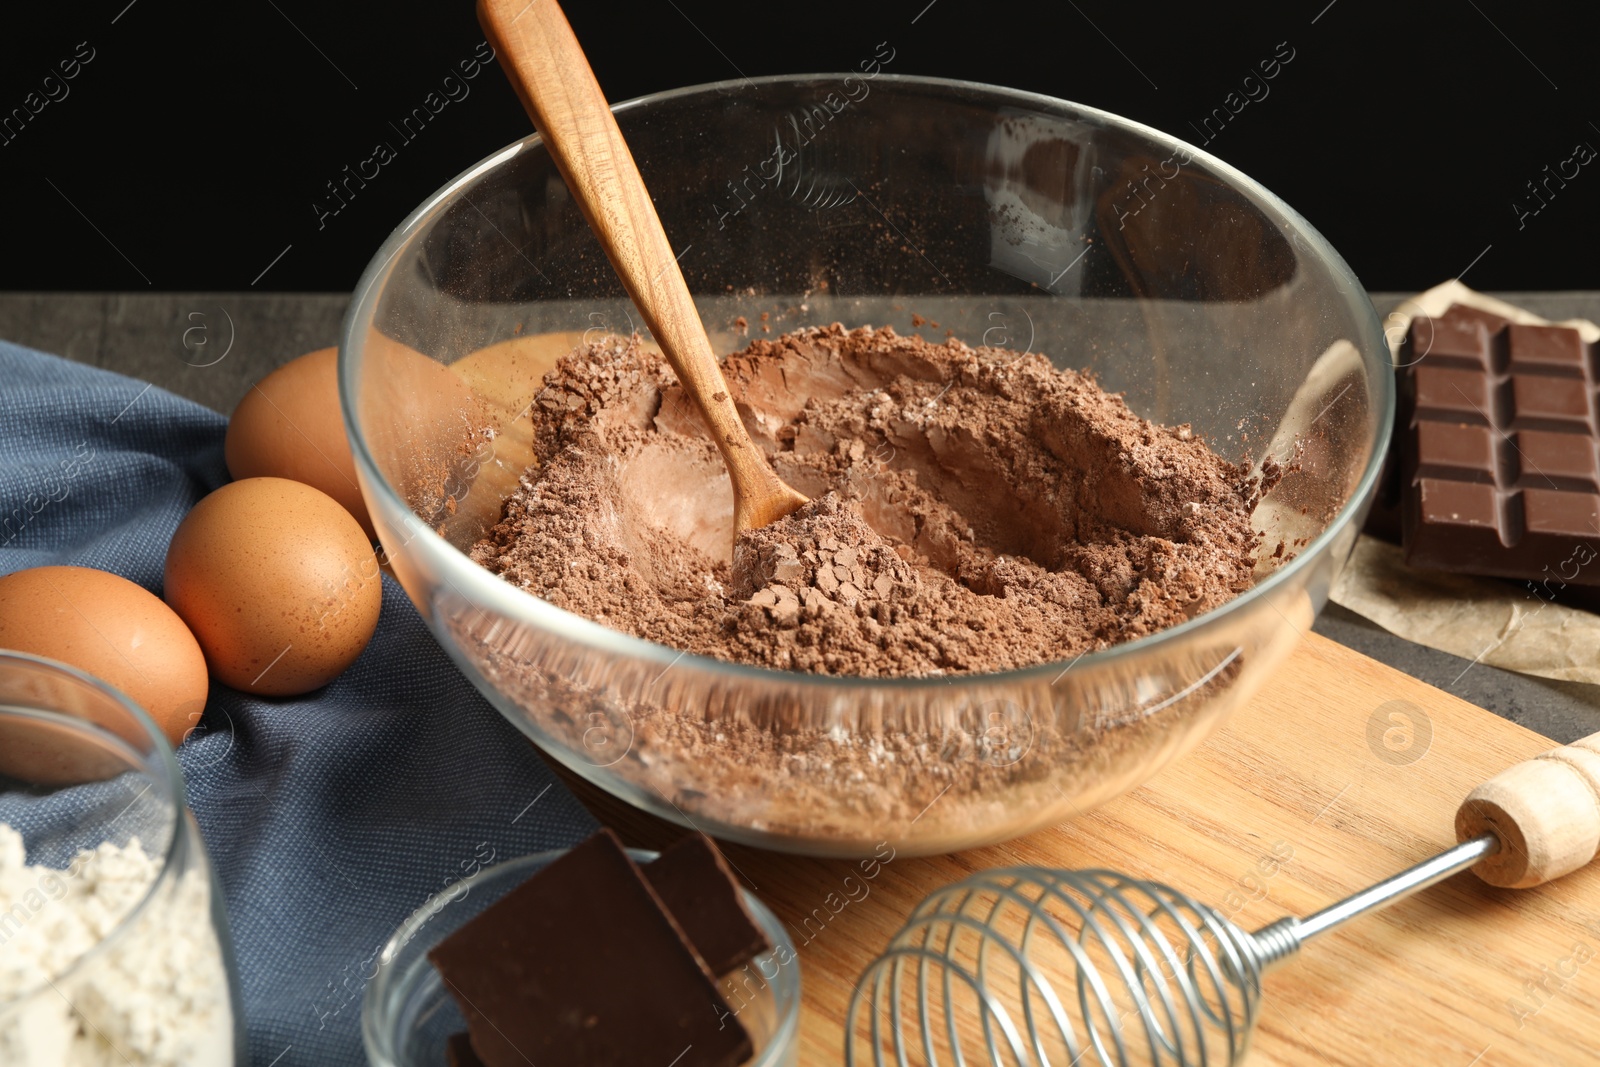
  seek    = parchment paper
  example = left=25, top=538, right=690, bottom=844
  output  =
left=1326, top=281, right=1600, bottom=689
left=1333, top=534, right=1600, bottom=684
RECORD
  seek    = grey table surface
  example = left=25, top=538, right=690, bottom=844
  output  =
left=3, top=290, right=1598, bottom=744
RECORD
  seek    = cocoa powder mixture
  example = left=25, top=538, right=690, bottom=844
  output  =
left=469, top=324, right=1263, bottom=676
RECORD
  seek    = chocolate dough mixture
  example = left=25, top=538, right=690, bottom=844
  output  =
left=470, top=324, right=1264, bottom=675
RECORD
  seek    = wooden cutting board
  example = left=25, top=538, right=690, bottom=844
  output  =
left=563, top=632, right=1600, bottom=1066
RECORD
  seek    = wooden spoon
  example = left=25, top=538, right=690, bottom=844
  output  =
left=478, top=0, right=809, bottom=535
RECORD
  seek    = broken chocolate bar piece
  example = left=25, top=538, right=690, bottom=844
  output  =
left=643, top=835, right=771, bottom=976
left=1399, top=306, right=1600, bottom=586
left=446, top=1032, right=486, bottom=1067
left=428, top=828, right=752, bottom=1067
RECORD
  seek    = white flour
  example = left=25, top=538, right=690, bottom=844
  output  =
left=0, top=823, right=234, bottom=1065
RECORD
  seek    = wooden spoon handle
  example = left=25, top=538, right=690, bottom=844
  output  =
left=1457, top=731, right=1600, bottom=888
left=477, top=0, right=807, bottom=532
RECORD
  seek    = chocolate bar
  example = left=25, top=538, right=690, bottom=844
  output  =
left=642, top=835, right=770, bottom=977
left=1400, top=305, right=1600, bottom=589
left=428, top=829, right=752, bottom=1067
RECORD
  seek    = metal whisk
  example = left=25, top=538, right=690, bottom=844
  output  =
left=848, top=731, right=1600, bottom=1066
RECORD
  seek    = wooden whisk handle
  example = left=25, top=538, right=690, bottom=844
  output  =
left=1456, top=732, right=1600, bottom=888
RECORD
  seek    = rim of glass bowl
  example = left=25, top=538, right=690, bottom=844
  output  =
left=0, top=649, right=191, bottom=1012
left=360, top=846, right=801, bottom=1067
left=340, top=72, right=1393, bottom=694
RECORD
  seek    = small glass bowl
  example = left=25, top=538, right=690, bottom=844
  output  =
left=361, top=846, right=801, bottom=1067
left=0, top=650, right=243, bottom=1066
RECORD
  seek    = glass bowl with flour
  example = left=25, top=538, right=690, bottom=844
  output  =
left=0, top=651, right=241, bottom=1066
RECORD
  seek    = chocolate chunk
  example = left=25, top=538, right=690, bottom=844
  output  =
left=1415, top=478, right=1499, bottom=532
left=1509, top=323, right=1586, bottom=373
left=1446, top=305, right=1512, bottom=333
left=1412, top=364, right=1492, bottom=422
left=1403, top=304, right=1509, bottom=371
left=1518, top=430, right=1598, bottom=488
left=1400, top=307, right=1600, bottom=585
left=1413, top=313, right=1492, bottom=365
left=1526, top=487, right=1600, bottom=535
left=1415, top=422, right=1495, bottom=482
left=1511, top=373, right=1590, bottom=427
left=428, top=829, right=751, bottom=1067
left=1384, top=309, right=1504, bottom=550
left=642, top=835, right=771, bottom=977
left=446, top=1032, right=486, bottom=1067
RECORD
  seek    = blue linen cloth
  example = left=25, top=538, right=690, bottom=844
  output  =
left=0, top=340, right=600, bottom=1065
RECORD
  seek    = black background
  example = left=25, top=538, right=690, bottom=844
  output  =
left=1, top=0, right=1595, bottom=293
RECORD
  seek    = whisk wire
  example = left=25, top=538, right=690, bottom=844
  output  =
left=874, top=944, right=1031, bottom=1065
left=916, top=885, right=1014, bottom=1066
left=889, top=903, right=1087, bottom=1063
left=971, top=875, right=1128, bottom=1064
left=1073, top=870, right=1237, bottom=1066
left=1055, top=872, right=1189, bottom=1065
left=850, top=867, right=1272, bottom=1067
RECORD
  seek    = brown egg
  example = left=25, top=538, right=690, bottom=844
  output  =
left=0, top=566, right=209, bottom=747
left=226, top=347, right=374, bottom=538
left=164, top=477, right=382, bottom=696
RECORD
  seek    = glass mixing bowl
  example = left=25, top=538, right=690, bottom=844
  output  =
left=340, top=74, right=1390, bottom=857
left=0, top=651, right=243, bottom=1066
